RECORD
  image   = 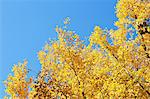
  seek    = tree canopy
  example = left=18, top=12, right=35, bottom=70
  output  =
left=4, top=0, right=150, bottom=98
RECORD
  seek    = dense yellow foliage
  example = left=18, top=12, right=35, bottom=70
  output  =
left=4, top=60, right=32, bottom=99
left=4, top=0, right=150, bottom=98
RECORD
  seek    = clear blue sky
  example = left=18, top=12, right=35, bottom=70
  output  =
left=0, top=0, right=117, bottom=97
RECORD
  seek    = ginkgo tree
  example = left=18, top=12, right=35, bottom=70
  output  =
left=4, top=0, right=150, bottom=98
